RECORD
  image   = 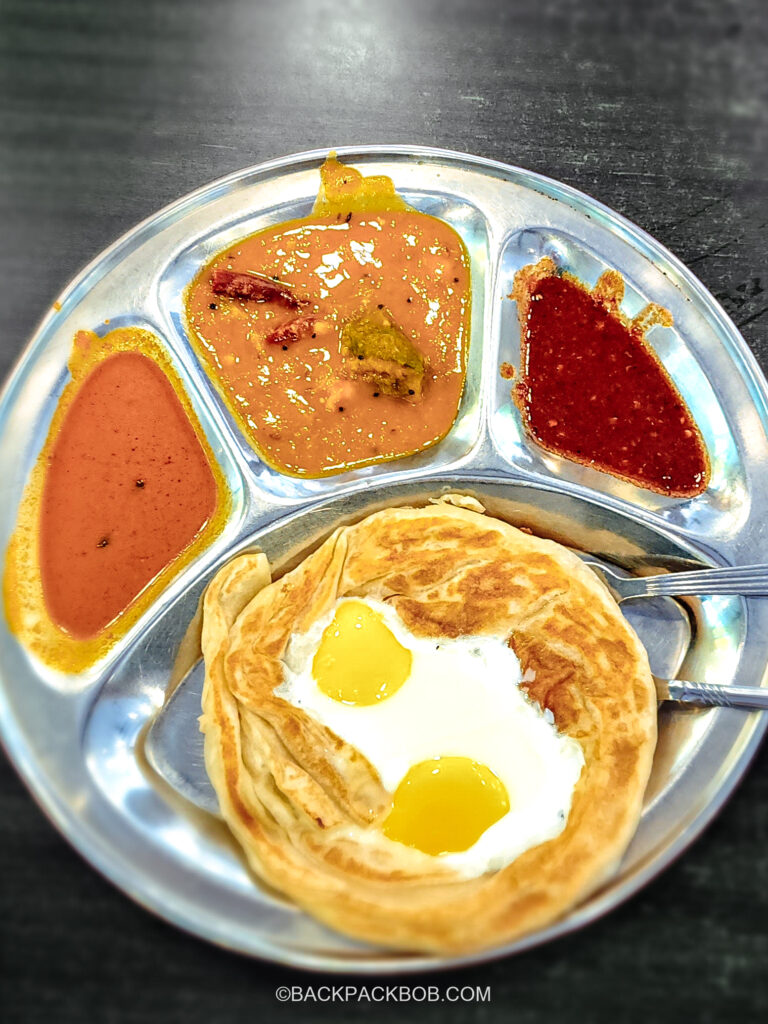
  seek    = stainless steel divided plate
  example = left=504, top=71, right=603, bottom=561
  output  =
left=1, top=146, right=767, bottom=973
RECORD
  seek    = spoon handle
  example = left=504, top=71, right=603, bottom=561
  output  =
left=655, top=677, right=768, bottom=710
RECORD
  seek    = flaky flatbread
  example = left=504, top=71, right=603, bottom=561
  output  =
left=199, top=497, right=656, bottom=953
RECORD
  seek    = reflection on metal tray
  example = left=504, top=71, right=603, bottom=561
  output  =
left=0, top=147, right=766, bottom=974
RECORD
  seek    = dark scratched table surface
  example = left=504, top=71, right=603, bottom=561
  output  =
left=1, top=1, right=766, bottom=1021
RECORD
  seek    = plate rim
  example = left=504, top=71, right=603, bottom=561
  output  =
left=2, top=144, right=766, bottom=426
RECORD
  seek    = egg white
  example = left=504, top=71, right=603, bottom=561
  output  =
left=277, top=597, right=584, bottom=877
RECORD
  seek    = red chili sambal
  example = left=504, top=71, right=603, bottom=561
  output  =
left=511, top=259, right=710, bottom=497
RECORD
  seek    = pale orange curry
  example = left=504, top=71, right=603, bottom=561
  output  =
left=185, top=158, right=471, bottom=477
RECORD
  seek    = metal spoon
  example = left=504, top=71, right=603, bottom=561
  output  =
left=144, top=553, right=768, bottom=815
left=654, top=677, right=768, bottom=710
left=582, top=561, right=768, bottom=603
left=144, top=662, right=768, bottom=817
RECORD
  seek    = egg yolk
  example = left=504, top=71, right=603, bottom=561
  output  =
left=312, top=600, right=412, bottom=705
left=383, top=757, right=511, bottom=855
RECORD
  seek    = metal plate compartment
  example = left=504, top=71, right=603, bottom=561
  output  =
left=0, top=146, right=766, bottom=973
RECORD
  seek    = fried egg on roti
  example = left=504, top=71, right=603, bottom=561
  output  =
left=278, top=596, right=584, bottom=877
